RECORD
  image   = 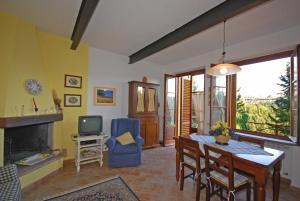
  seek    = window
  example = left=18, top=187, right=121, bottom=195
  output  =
left=236, top=57, right=291, bottom=136
left=210, top=76, right=227, bottom=127
left=224, top=48, right=300, bottom=143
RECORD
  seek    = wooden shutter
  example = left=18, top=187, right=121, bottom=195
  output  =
left=181, top=78, right=191, bottom=135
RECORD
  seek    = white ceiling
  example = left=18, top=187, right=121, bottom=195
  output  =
left=1, top=0, right=300, bottom=65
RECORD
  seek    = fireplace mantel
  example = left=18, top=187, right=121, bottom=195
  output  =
left=0, top=113, right=63, bottom=128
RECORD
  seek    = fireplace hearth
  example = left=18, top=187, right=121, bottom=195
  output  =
left=0, top=113, right=63, bottom=166
left=4, top=123, right=53, bottom=165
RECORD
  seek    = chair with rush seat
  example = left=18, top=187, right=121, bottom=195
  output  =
left=204, top=144, right=251, bottom=201
left=179, top=136, right=206, bottom=201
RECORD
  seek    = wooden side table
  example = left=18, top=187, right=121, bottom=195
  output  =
left=72, top=134, right=108, bottom=172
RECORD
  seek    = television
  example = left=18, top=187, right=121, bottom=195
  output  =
left=78, top=115, right=103, bottom=136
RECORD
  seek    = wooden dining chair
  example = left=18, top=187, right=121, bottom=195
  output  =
left=237, top=135, right=264, bottom=148
left=204, top=144, right=251, bottom=201
left=179, top=136, right=206, bottom=201
left=236, top=135, right=264, bottom=199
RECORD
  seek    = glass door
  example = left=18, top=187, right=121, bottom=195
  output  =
left=191, top=74, right=205, bottom=133
left=163, top=75, right=177, bottom=146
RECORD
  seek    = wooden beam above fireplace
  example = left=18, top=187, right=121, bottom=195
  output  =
left=0, top=113, right=63, bottom=129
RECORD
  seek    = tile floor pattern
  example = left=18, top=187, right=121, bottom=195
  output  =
left=23, top=146, right=300, bottom=201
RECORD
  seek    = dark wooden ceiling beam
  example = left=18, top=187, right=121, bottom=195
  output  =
left=129, top=0, right=271, bottom=64
left=71, top=0, right=100, bottom=50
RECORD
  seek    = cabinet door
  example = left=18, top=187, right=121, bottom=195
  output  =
left=147, top=88, right=157, bottom=112
left=136, top=86, right=145, bottom=113
left=145, top=118, right=159, bottom=146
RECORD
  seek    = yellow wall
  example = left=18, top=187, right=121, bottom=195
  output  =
left=0, top=13, right=55, bottom=117
left=0, top=130, right=3, bottom=166
left=38, top=32, right=89, bottom=159
left=0, top=13, right=88, bottom=168
left=20, top=159, right=63, bottom=188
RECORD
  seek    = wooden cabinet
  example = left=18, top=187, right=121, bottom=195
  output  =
left=128, top=81, right=160, bottom=148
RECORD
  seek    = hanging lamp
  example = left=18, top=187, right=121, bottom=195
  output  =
left=206, top=20, right=241, bottom=76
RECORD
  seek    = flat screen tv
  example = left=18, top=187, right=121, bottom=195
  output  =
left=78, top=115, right=103, bottom=136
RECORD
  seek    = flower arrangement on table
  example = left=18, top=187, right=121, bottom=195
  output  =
left=209, top=121, right=234, bottom=144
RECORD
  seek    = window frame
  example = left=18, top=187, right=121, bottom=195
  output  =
left=228, top=50, right=300, bottom=143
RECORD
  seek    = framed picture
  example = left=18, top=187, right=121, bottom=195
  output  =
left=94, top=86, right=116, bottom=106
left=64, top=94, right=82, bottom=107
left=64, top=74, right=82, bottom=88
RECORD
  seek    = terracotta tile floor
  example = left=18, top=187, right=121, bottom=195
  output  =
left=23, top=146, right=300, bottom=201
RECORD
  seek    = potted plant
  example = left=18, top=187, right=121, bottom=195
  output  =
left=209, top=121, right=234, bottom=144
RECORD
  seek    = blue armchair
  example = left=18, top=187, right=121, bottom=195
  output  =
left=106, top=118, right=144, bottom=168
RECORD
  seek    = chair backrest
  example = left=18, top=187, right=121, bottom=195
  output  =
left=179, top=136, right=202, bottom=169
left=111, top=118, right=140, bottom=138
left=204, top=144, right=234, bottom=190
left=237, top=135, right=264, bottom=148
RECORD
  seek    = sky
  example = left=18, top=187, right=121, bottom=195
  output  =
left=237, top=57, right=290, bottom=98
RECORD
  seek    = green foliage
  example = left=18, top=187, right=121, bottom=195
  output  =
left=236, top=92, right=249, bottom=130
left=269, top=64, right=291, bottom=135
left=236, top=63, right=291, bottom=135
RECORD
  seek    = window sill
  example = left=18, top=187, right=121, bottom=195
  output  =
left=234, top=131, right=298, bottom=146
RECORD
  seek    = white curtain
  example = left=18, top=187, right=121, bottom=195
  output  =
left=192, top=92, right=204, bottom=133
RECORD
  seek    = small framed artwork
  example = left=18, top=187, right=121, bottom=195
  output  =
left=94, top=86, right=116, bottom=106
left=64, top=94, right=82, bottom=107
left=64, top=74, right=82, bottom=88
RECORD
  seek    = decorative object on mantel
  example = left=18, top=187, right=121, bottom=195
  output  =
left=94, top=86, right=116, bottom=106
left=24, top=79, right=43, bottom=95
left=206, top=20, right=241, bottom=76
left=209, top=121, right=234, bottom=145
left=142, top=76, right=148, bottom=83
left=64, top=94, right=82, bottom=107
left=64, top=74, right=82, bottom=88
left=52, top=89, right=63, bottom=112
left=32, top=97, right=39, bottom=112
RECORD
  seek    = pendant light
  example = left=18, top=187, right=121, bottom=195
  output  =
left=206, top=20, right=241, bottom=76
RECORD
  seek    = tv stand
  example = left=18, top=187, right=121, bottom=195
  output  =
left=72, top=134, right=108, bottom=172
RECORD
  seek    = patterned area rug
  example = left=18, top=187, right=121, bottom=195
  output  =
left=42, top=176, right=140, bottom=201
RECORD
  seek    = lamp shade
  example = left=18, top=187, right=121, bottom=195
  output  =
left=206, top=63, right=241, bottom=76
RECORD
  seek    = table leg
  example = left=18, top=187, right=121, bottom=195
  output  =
left=76, top=141, right=80, bottom=173
left=176, top=151, right=180, bottom=181
left=255, top=170, right=268, bottom=201
left=273, top=161, right=281, bottom=201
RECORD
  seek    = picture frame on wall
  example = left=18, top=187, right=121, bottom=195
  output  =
left=64, top=94, right=82, bottom=107
left=64, top=74, right=82, bottom=88
left=94, top=86, right=116, bottom=106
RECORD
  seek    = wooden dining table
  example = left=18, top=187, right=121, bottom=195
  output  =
left=174, top=135, right=285, bottom=201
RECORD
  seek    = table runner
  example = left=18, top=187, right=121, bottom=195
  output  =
left=190, top=134, right=273, bottom=156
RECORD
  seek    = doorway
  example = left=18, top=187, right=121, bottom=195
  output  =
left=163, top=70, right=205, bottom=146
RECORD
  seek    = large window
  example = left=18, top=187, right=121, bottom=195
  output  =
left=210, top=76, right=227, bottom=127
left=236, top=57, right=291, bottom=136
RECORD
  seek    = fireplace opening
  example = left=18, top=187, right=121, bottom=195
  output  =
left=4, top=123, right=53, bottom=165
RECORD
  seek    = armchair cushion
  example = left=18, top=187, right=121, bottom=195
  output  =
left=0, top=164, right=21, bottom=201
left=113, top=143, right=138, bottom=155
left=0, top=164, right=18, bottom=184
left=116, top=132, right=135, bottom=145
left=0, top=181, right=21, bottom=201
left=106, top=137, right=116, bottom=149
left=135, top=136, right=144, bottom=146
